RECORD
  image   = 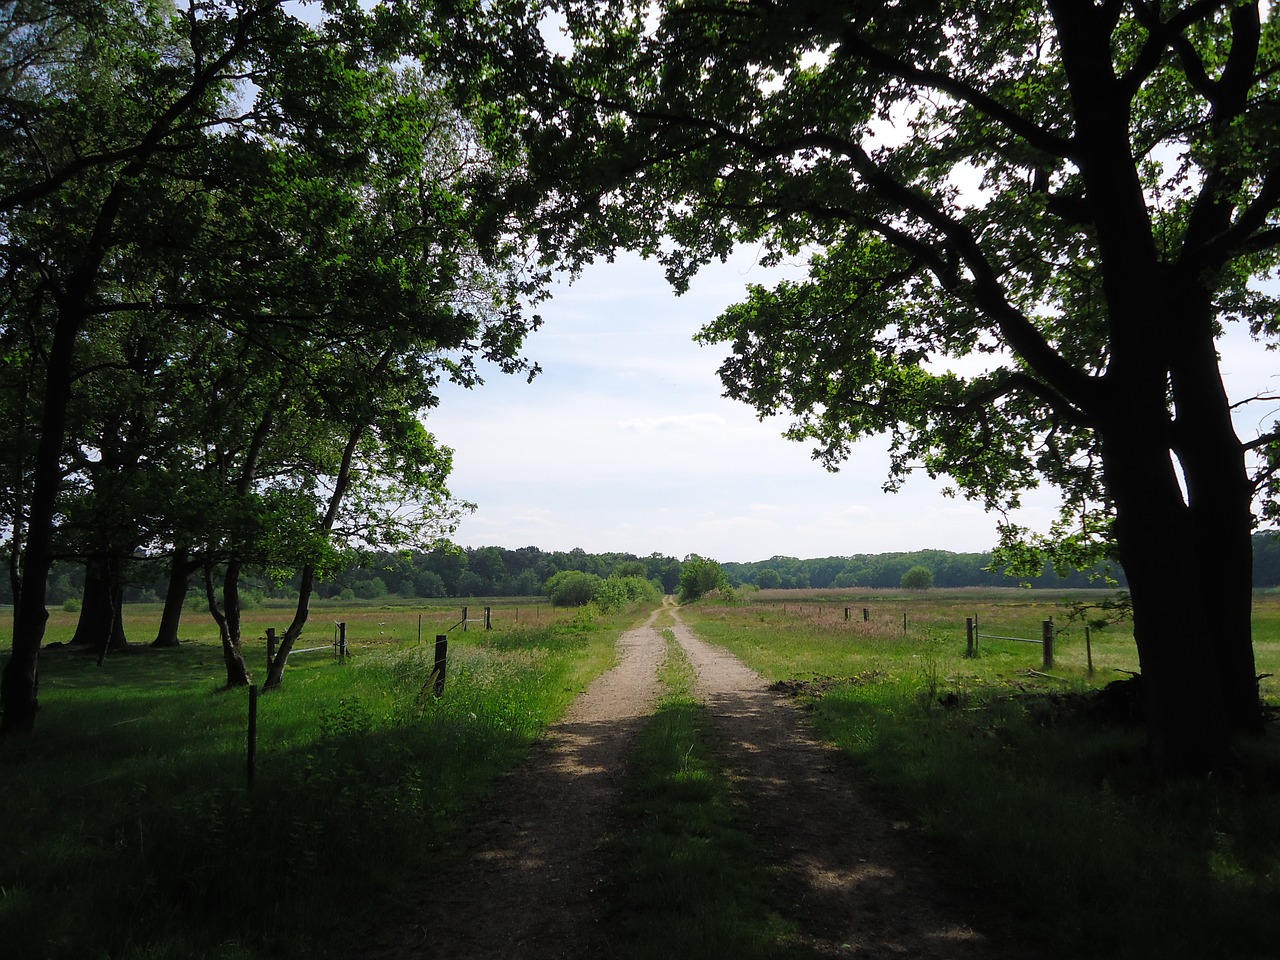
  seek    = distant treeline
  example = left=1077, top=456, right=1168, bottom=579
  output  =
left=20, top=534, right=1280, bottom=607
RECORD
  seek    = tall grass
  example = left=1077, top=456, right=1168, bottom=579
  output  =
left=682, top=590, right=1280, bottom=960
left=0, top=603, right=625, bottom=960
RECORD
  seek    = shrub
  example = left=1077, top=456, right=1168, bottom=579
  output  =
left=594, top=575, right=661, bottom=610
left=679, top=555, right=731, bottom=603
left=901, top=565, right=935, bottom=591
left=545, top=570, right=602, bottom=606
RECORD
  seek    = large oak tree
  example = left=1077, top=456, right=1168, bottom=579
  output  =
left=455, top=0, right=1280, bottom=775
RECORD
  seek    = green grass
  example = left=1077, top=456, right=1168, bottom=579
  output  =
left=0, top=602, right=626, bottom=960
left=681, top=589, right=1280, bottom=960
left=608, top=628, right=816, bottom=960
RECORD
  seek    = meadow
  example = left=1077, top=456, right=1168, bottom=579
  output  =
left=3, top=589, right=1279, bottom=960
left=0, top=598, right=620, bottom=960
left=682, top=587, right=1280, bottom=960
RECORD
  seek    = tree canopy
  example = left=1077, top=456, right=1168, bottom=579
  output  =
left=0, top=0, right=545, bottom=726
left=453, top=0, right=1280, bottom=775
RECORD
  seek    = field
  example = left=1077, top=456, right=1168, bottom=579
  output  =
left=683, top=587, right=1280, bottom=960
left=695, top=586, right=1280, bottom=703
left=2, top=589, right=1279, bottom=959
left=0, top=598, right=620, bottom=960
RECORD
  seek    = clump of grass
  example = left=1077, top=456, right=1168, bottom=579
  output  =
left=608, top=630, right=814, bottom=960
left=0, top=605, right=628, bottom=960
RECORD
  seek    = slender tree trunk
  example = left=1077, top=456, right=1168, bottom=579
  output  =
left=204, top=561, right=250, bottom=688
left=152, top=547, right=198, bottom=647
left=1, top=303, right=79, bottom=735
left=261, top=371, right=378, bottom=691
left=261, top=564, right=315, bottom=691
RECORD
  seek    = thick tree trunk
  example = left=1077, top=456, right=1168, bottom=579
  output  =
left=1169, top=295, right=1263, bottom=736
left=70, top=556, right=129, bottom=651
left=1101, top=408, right=1237, bottom=776
left=152, top=548, right=198, bottom=648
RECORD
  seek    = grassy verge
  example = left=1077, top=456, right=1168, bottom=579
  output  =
left=609, top=628, right=815, bottom=960
left=682, top=595, right=1280, bottom=960
left=0, top=603, right=633, bottom=960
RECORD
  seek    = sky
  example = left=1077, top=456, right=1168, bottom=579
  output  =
left=428, top=250, right=1280, bottom=565
left=430, top=250, right=1069, bottom=564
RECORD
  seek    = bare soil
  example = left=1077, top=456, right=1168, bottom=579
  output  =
left=372, top=601, right=1034, bottom=959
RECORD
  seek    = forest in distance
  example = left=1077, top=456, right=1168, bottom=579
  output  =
left=16, top=533, right=1280, bottom=610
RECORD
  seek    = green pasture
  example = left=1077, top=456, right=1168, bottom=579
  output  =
left=0, top=599, right=619, bottom=960
left=684, top=588, right=1280, bottom=960
left=711, top=586, right=1280, bottom=703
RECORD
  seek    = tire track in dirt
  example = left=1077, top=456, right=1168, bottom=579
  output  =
left=666, top=605, right=1032, bottom=959
left=375, top=602, right=1033, bottom=959
left=372, top=606, right=666, bottom=960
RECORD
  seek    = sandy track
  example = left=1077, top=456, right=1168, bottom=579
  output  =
left=373, top=601, right=1029, bottom=959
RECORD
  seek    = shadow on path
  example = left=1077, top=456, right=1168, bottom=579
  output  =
left=667, top=607, right=1034, bottom=959
left=371, top=608, right=665, bottom=960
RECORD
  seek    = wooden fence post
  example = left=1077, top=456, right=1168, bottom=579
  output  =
left=844, top=607, right=851, bottom=622
left=1085, top=625, right=1094, bottom=675
left=433, top=635, right=448, bottom=697
left=863, top=607, right=869, bottom=622
left=966, top=617, right=975, bottom=657
left=1041, top=619, right=1054, bottom=669
left=462, top=605, right=468, bottom=632
left=485, top=606, right=492, bottom=630
left=338, top=621, right=347, bottom=659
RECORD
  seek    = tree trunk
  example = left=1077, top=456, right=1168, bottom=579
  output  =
left=205, top=561, right=250, bottom=688
left=1, top=302, right=79, bottom=735
left=1101, top=407, right=1236, bottom=776
left=152, top=547, right=198, bottom=648
left=1169, top=292, right=1263, bottom=736
left=261, top=564, right=315, bottom=691
left=70, top=556, right=129, bottom=651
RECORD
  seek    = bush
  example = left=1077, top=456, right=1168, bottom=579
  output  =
left=62, top=598, right=82, bottom=613
left=679, top=555, right=731, bottom=603
left=594, top=575, right=661, bottom=610
left=901, top=565, right=935, bottom=590
left=545, top=570, right=603, bottom=606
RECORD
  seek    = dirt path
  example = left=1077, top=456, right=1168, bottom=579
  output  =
left=374, top=601, right=1028, bottom=959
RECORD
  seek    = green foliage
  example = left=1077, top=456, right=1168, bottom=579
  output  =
left=457, top=0, right=1280, bottom=769
left=678, top=555, right=730, bottom=604
left=594, top=574, right=662, bottom=611
left=546, top=569, right=603, bottom=606
left=899, top=565, right=934, bottom=591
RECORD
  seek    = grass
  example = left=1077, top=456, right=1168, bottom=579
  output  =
left=0, top=601, right=624, bottom=960
left=608, top=628, right=816, bottom=960
left=681, top=588, right=1280, bottom=960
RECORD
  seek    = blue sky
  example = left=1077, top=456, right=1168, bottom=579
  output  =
left=430, top=251, right=1280, bottom=565
left=431, top=250, right=1067, bottom=563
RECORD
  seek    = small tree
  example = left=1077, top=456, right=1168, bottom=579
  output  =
left=901, top=566, right=935, bottom=592
left=678, top=555, right=730, bottom=603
